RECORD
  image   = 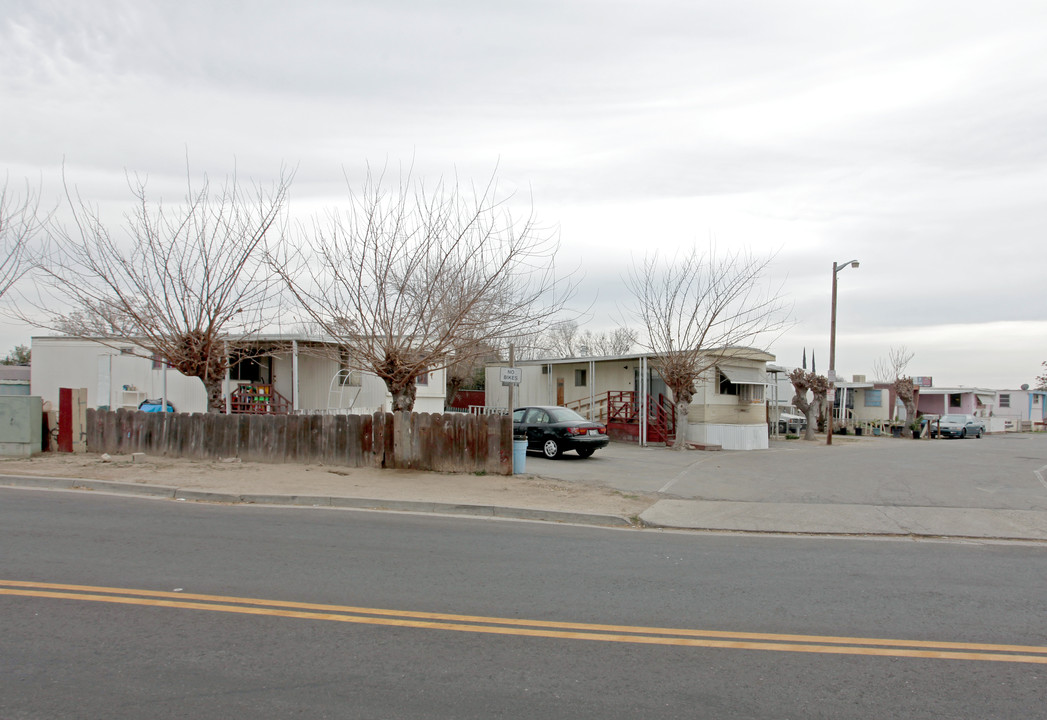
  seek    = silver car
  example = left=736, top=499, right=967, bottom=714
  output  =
left=936, top=414, right=985, bottom=439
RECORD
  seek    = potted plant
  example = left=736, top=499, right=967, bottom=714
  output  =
left=910, top=417, right=923, bottom=439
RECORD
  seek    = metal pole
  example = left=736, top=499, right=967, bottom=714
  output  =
left=507, top=343, right=514, bottom=415
left=292, top=339, right=299, bottom=413
left=636, top=355, right=644, bottom=447
left=827, top=261, right=838, bottom=446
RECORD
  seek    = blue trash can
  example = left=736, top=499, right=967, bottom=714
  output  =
left=512, top=439, right=528, bottom=474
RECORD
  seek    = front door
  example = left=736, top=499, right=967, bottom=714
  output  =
left=556, top=378, right=564, bottom=406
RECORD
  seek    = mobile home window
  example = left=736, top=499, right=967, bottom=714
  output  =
left=718, top=370, right=738, bottom=395
left=999, top=394, right=1010, bottom=408
left=574, top=369, right=587, bottom=387
left=949, top=393, right=962, bottom=408
left=738, top=384, right=764, bottom=402
left=338, top=349, right=361, bottom=386
left=864, top=389, right=882, bottom=407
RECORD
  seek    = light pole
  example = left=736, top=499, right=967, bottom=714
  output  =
left=827, top=259, right=859, bottom=446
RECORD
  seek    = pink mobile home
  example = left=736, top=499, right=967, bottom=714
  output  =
left=916, top=387, right=995, bottom=418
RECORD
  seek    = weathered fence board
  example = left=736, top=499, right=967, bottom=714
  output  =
left=83, top=409, right=512, bottom=474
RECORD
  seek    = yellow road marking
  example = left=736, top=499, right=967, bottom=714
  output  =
left=2, top=580, right=1045, bottom=664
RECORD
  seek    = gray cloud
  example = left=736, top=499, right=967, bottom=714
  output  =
left=1, top=0, right=1044, bottom=385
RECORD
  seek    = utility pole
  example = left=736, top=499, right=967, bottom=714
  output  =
left=827, top=259, right=859, bottom=446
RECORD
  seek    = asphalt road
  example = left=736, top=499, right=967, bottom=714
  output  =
left=527, top=432, right=1047, bottom=510
left=3, top=489, right=1045, bottom=719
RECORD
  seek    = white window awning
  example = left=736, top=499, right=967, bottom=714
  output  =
left=719, top=366, right=769, bottom=385
left=976, top=393, right=995, bottom=405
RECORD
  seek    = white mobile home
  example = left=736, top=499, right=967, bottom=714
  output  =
left=486, top=348, right=774, bottom=450
left=30, top=335, right=446, bottom=415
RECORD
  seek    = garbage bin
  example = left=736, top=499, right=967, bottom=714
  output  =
left=512, top=438, right=528, bottom=474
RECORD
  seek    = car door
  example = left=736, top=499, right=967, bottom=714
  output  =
left=512, top=408, right=527, bottom=438
left=524, top=408, right=550, bottom=449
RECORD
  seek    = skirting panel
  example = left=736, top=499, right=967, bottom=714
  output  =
left=687, top=423, right=768, bottom=450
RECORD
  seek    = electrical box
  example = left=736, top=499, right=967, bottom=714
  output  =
left=0, top=395, right=43, bottom=457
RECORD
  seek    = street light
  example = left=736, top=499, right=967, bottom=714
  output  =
left=827, top=259, right=859, bottom=446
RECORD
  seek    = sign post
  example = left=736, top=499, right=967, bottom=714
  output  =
left=504, top=343, right=517, bottom=415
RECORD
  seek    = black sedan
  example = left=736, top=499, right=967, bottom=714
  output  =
left=512, top=405, right=610, bottom=459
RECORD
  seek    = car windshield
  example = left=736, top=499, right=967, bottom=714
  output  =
left=547, top=407, right=587, bottom=423
left=941, top=415, right=966, bottom=422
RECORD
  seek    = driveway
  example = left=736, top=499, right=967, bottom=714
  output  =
left=522, top=433, right=1047, bottom=511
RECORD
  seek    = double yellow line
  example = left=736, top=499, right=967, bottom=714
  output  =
left=3, top=579, right=1046, bottom=664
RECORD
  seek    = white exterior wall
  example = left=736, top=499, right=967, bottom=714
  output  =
left=846, top=388, right=891, bottom=423
left=291, top=355, right=446, bottom=414
left=31, top=337, right=207, bottom=413
left=484, top=364, right=547, bottom=411
left=32, top=336, right=451, bottom=416
left=487, top=356, right=772, bottom=450
left=688, top=422, right=769, bottom=450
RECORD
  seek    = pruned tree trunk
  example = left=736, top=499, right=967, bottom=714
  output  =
left=386, top=379, right=417, bottom=413
left=789, top=368, right=829, bottom=441
left=792, top=393, right=819, bottom=441
left=895, top=377, right=917, bottom=438
left=204, top=377, right=225, bottom=413
left=667, top=382, right=694, bottom=451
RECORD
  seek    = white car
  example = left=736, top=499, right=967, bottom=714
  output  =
left=936, top=414, right=985, bottom=439
left=778, top=413, right=807, bottom=434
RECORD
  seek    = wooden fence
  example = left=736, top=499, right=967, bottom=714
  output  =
left=85, top=409, right=513, bottom=475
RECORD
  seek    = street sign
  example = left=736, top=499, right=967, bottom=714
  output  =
left=500, top=367, right=523, bottom=385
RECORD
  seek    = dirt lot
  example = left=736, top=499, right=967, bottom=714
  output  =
left=0, top=452, right=657, bottom=518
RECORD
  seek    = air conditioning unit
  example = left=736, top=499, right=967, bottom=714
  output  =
left=852, top=374, right=866, bottom=383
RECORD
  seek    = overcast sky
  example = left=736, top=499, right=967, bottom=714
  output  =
left=2, top=0, right=1044, bottom=388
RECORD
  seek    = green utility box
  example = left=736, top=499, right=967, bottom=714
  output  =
left=0, top=395, right=43, bottom=457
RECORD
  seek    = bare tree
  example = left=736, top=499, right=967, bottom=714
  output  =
left=0, top=179, right=44, bottom=300
left=625, top=246, right=788, bottom=450
left=577, top=327, right=638, bottom=356
left=443, top=336, right=499, bottom=406
left=788, top=368, right=828, bottom=441
left=894, top=376, right=919, bottom=437
left=540, top=322, right=637, bottom=358
left=32, top=167, right=292, bottom=411
left=1035, top=361, right=1046, bottom=391
left=545, top=320, right=579, bottom=357
left=270, top=167, right=570, bottom=412
left=872, top=345, right=915, bottom=383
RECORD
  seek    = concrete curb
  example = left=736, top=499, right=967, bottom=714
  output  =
left=640, top=499, right=1047, bottom=542
left=0, top=475, right=633, bottom=528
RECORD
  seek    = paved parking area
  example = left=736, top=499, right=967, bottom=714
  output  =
left=523, top=433, right=1047, bottom=511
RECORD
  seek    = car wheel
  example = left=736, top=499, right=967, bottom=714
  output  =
left=577, top=447, right=595, bottom=458
left=960, top=429, right=966, bottom=439
left=976, top=429, right=982, bottom=438
left=542, top=438, right=562, bottom=459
